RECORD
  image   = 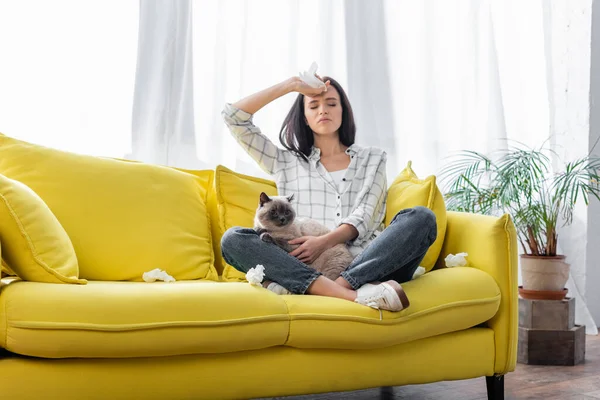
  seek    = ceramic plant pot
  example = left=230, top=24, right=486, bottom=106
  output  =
left=520, top=255, right=570, bottom=294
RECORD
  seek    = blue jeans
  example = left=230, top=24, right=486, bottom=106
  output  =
left=220, top=206, right=437, bottom=294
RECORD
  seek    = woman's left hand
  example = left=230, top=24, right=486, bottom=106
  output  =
left=289, top=236, right=331, bottom=264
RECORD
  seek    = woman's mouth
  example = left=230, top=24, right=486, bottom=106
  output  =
left=318, top=118, right=331, bottom=123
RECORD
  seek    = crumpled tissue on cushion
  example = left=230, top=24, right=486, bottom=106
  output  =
left=142, top=268, right=176, bottom=283
left=445, top=252, right=468, bottom=268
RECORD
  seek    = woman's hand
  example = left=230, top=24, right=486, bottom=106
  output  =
left=289, top=76, right=331, bottom=97
left=288, top=235, right=331, bottom=264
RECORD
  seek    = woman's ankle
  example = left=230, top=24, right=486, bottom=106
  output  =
left=335, top=276, right=354, bottom=290
left=307, top=276, right=356, bottom=301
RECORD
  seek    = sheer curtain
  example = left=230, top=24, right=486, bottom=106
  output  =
left=191, top=0, right=551, bottom=179
left=0, top=0, right=138, bottom=157
left=383, top=0, right=551, bottom=177
left=129, top=0, right=198, bottom=167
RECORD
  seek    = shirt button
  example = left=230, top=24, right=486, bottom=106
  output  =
left=337, top=213, right=340, bottom=216
left=342, top=178, right=346, bottom=181
left=337, top=195, right=340, bottom=199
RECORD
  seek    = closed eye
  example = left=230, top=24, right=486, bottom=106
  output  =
left=310, top=103, right=337, bottom=110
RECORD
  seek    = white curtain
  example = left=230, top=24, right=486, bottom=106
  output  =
left=135, top=0, right=552, bottom=179
left=0, top=0, right=138, bottom=158
left=128, top=0, right=198, bottom=167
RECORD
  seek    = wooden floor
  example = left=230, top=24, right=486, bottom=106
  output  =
left=262, top=334, right=600, bottom=400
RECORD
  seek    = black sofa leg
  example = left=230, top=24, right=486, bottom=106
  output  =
left=380, top=386, right=394, bottom=400
left=486, top=375, right=504, bottom=400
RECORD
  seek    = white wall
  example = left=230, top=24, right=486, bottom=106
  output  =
left=586, top=0, right=600, bottom=326
left=548, top=0, right=594, bottom=332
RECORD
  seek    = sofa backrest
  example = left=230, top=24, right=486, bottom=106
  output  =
left=0, top=133, right=218, bottom=282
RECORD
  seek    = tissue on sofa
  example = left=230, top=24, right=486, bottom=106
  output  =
left=445, top=253, right=468, bottom=268
left=246, top=264, right=265, bottom=286
left=142, top=268, right=176, bottom=283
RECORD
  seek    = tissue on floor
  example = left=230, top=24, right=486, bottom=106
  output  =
left=445, top=253, right=468, bottom=268
left=299, top=62, right=326, bottom=89
left=246, top=264, right=265, bottom=286
left=142, top=268, right=176, bottom=283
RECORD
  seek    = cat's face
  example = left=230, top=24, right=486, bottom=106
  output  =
left=256, top=192, right=296, bottom=229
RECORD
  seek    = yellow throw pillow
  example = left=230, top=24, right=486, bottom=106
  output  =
left=385, top=161, right=447, bottom=272
left=0, top=174, right=85, bottom=284
left=175, top=168, right=223, bottom=276
left=214, top=165, right=277, bottom=282
left=0, top=133, right=218, bottom=282
left=2, top=259, right=17, bottom=277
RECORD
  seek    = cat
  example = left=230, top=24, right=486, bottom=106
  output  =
left=254, top=192, right=354, bottom=280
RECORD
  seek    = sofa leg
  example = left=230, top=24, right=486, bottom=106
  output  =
left=380, top=386, right=394, bottom=400
left=486, top=375, right=504, bottom=400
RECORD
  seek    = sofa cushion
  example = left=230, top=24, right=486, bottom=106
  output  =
left=214, top=165, right=277, bottom=282
left=282, top=267, right=500, bottom=349
left=0, top=174, right=85, bottom=284
left=386, top=161, right=447, bottom=271
left=0, top=133, right=218, bottom=282
left=0, top=279, right=289, bottom=358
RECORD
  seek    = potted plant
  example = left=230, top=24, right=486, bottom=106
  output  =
left=439, top=143, right=600, bottom=300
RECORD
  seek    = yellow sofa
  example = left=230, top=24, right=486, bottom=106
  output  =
left=0, top=134, right=517, bottom=400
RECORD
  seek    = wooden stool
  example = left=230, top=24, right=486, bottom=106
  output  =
left=518, top=297, right=585, bottom=365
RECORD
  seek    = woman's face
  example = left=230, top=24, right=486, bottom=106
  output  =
left=304, top=85, right=343, bottom=137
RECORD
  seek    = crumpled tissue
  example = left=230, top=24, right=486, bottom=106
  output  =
left=246, top=264, right=265, bottom=286
left=445, top=252, right=468, bottom=268
left=299, top=62, right=326, bottom=89
left=412, top=266, right=426, bottom=279
left=142, top=268, right=176, bottom=283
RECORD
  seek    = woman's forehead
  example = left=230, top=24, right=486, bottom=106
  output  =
left=305, top=87, right=340, bottom=103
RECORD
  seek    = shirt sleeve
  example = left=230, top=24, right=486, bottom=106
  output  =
left=221, top=103, right=283, bottom=175
left=339, top=152, right=388, bottom=246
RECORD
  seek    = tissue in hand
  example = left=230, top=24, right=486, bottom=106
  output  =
left=445, top=253, right=468, bottom=268
left=246, top=264, right=265, bottom=286
left=299, top=62, right=326, bottom=89
left=142, top=268, right=176, bottom=283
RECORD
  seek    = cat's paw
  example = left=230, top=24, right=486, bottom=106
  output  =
left=260, top=232, right=274, bottom=243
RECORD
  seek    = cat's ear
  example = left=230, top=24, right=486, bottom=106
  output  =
left=286, top=193, right=295, bottom=203
left=259, top=192, right=272, bottom=206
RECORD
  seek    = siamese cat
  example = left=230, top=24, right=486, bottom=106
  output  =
left=254, top=192, right=354, bottom=280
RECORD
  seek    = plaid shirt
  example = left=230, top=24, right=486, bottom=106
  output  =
left=222, top=103, right=387, bottom=256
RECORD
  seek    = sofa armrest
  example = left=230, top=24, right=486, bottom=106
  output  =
left=437, top=211, right=518, bottom=375
left=0, top=238, right=4, bottom=279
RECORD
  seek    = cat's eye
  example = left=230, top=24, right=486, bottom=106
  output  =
left=285, top=210, right=290, bottom=215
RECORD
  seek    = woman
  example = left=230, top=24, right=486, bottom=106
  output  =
left=220, top=74, right=437, bottom=312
